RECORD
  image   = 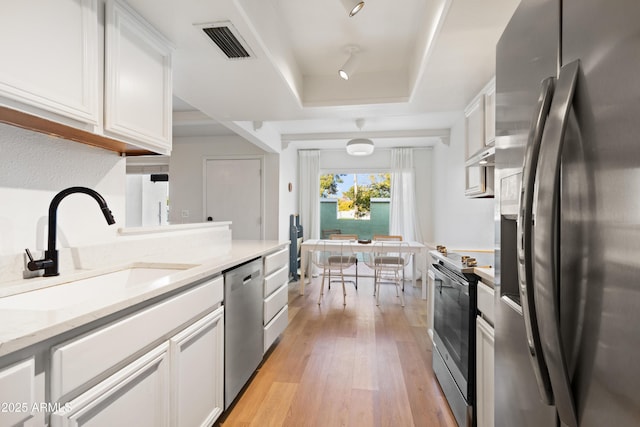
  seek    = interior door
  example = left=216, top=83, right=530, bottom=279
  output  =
left=205, top=158, right=262, bottom=240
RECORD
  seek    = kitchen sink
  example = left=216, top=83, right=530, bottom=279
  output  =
left=0, top=264, right=196, bottom=311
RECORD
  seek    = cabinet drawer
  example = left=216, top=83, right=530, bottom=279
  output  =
left=264, top=283, right=288, bottom=325
left=477, top=281, right=495, bottom=325
left=264, top=305, right=288, bottom=354
left=51, top=343, right=170, bottom=427
left=264, top=248, right=288, bottom=276
left=0, top=357, right=35, bottom=426
left=264, top=265, right=288, bottom=297
left=51, top=275, right=223, bottom=401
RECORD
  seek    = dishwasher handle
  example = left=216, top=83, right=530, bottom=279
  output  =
left=243, top=270, right=260, bottom=285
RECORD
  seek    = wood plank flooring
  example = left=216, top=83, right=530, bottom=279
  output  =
left=217, top=269, right=457, bottom=427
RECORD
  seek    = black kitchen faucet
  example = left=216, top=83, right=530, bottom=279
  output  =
left=25, top=187, right=115, bottom=277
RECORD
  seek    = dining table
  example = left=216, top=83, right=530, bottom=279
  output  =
left=298, top=239, right=428, bottom=300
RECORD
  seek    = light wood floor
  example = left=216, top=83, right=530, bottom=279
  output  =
left=217, top=269, right=457, bottom=427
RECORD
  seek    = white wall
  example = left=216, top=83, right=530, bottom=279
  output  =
left=432, top=115, right=495, bottom=250
left=0, top=123, right=125, bottom=257
left=316, top=147, right=434, bottom=244
left=279, top=144, right=298, bottom=241
left=169, top=135, right=280, bottom=240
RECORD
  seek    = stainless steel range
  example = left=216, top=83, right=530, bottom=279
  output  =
left=430, top=248, right=493, bottom=427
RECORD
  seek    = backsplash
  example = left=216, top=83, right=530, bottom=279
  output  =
left=0, top=223, right=232, bottom=289
left=0, top=124, right=125, bottom=257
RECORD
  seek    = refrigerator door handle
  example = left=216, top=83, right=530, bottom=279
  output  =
left=533, top=60, right=581, bottom=427
left=517, top=76, right=556, bottom=405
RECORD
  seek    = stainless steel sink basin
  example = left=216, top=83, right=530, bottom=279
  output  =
left=0, top=264, right=196, bottom=311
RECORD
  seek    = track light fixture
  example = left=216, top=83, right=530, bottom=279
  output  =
left=340, top=0, right=365, bottom=17
left=338, top=46, right=360, bottom=80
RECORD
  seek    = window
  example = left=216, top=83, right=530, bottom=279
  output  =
left=319, top=173, right=391, bottom=240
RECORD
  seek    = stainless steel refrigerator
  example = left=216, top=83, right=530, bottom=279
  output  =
left=495, top=0, right=640, bottom=426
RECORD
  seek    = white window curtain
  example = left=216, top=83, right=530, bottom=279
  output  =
left=298, top=150, right=320, bottom=240
left=390, top=148, right=423, bottom=243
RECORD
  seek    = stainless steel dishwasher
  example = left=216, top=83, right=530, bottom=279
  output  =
left=224, top=257, right=263, bottom=409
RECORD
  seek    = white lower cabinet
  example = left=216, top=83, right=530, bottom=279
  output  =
left=170, top=307, right=224, bottom=427
left=476, top=317, right=494, bottom=427
left=47, top=275, right=224, bottom=427
left=476, top=280, right=495, bottom=427
left=51, top=343, right=171, bottom=427
left=0, top=357, right=37, bottom=426
left=263, top=247, right=289, bottom=354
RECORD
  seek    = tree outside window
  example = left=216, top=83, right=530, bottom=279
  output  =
left=320, top=173, right=390, bottom=219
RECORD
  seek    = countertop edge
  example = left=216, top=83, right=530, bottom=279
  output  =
left=0, top=240, right=288, bottom=359
left=473, top=267, right=495, bottom=286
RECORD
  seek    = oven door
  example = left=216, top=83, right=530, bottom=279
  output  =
left=432, top=262, right=472, bottom=400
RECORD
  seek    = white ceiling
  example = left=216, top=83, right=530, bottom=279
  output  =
left=126, top=0, right=519, bottom=150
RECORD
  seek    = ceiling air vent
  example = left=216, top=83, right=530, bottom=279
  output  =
left=199, top=21, right=253, bottom=60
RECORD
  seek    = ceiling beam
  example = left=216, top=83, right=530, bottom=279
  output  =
left=281, top=128, right=450, bottom=142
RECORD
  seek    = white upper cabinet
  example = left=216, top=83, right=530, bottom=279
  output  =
left=465, top=95, right=485, bottom=161
left=0, top=0, right=172, bottom=155
left=104, top=0, right=172, bottom=154
left=484, top=78, right=496, bottom=146
left=464, top=77, right=496, bottom=198
left=0, top=0, right=100, bottom=125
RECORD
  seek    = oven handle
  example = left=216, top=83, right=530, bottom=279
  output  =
left=516, top=76, right=555, bottom=405
left=431, top=263, right=468, bottom=287
left=533, top=60, right=580, bottom=427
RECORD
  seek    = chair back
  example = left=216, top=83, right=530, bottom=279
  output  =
left=311, top=240, right=355, bottom=269
left=330, top=234, right=358, bottom=241
left=367, top=241, right=410, bottom=271
left=372, top=235, right=402, bottom=241
left=322, top=229, right=341, bottom=239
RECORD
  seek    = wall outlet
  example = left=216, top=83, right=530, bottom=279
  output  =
left=181, top=209, right=189, bottom=218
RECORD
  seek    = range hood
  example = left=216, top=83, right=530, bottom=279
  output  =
left=465, top=145, right=495, bottom=167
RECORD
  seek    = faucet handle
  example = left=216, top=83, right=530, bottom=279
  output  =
left=25, top=248, right=35, bottom=263
left=24, top=248, right=54, bottom=272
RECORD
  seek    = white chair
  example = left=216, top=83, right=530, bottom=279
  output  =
left=311, top=240, right=357, bottom=306
left=372, top=235, right=406, bottom=291
left=329, top=234, right=359, bottom=289
left=366, top=241, right=409, bottom=307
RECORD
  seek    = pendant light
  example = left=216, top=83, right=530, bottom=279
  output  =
left=346, top=138, right=375, bottom=156
left=341, top=0, right=365, bottom=17
left=346, top=118, right=374, bottom=156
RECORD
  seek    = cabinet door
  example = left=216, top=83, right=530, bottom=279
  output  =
left=464, top=96, right=485, bottom=160
left=484, top=80, right=496, bottom=146
left=476, top=316, right=495, bottom=427
left=0, top=357, right=36, bottom=426
left=170, top=307, right=224, bottom=427
left=51, top=343, right=170, bottom=427
left=0, top=0, right=99, bottom=125
left=104, top=0, right=172, bottom=154
left=465, top=164, right=486, bottom=196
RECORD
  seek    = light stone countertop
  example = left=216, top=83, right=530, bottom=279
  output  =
left=0, top=240, right=288, bottom=358
left=474, top=267, right=495, bottom=286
